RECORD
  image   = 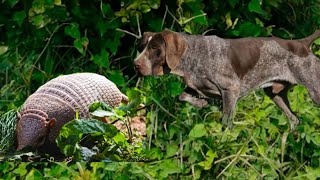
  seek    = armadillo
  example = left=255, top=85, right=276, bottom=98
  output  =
left=16, top=73, right=128, bottom=150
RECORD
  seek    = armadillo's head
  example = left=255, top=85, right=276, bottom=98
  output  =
left=16, top=110, right=55, bottom=151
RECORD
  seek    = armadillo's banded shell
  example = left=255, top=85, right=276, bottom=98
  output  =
left=20, top=73, right=126, bottom=118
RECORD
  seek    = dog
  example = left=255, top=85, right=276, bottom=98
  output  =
left=134, top=29, right=320, bottom=131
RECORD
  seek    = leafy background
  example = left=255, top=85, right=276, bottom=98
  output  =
left=1, top=0, right=320, bottom=179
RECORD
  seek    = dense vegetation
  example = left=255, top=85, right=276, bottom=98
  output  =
left=1, top=0, right=320, bottom=179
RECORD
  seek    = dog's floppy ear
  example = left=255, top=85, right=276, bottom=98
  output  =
left=160, top=30, right=187, bottom=70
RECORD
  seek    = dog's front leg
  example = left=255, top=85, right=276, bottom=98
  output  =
left=179, top=87, right=208, bottom=108
left=221, top=88, right=240, bottom=129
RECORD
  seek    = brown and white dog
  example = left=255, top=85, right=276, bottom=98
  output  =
left=134, top=29, right=320, bottom=130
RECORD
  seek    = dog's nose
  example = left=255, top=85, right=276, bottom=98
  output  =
left=134, top=64, right=140, bottom=70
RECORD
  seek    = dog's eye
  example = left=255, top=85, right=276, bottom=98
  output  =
left=150, top=44, right=158, bottom=49
left=156, top=49, right=161, bottom=57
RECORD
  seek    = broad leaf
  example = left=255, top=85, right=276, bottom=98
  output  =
left=64, top=23, right=81, bottom=39
left=248, top=0, right=264, bottom=14
left=56, top=119, right=118, bottom=157
left=189, top=124, right=207, bottom=139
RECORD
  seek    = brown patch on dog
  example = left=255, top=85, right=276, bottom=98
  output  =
left=228, top=38, right=262, bottom=79
left=273, top=38, right=309, bottom=57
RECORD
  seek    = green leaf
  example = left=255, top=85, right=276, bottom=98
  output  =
left=80, top=37, right=89, bottom=49
left=0, top=46, right=9, bottom=56
left=73, top=37, right=88, bottom=55
left=108, top=70, right=126, bottom=87
left=5, top=0, right=19, bottom=8
left=97, top=19, right=108, bottom=37
left=56, top=119, right=118, bottom=157
left=64, top=23, right=81, bottom=39
left=73, top=39, right=84, bottom=55
left=90, top=109, right=116, bottom=118
left=248, top=0, right=264, bottom=14
left=159, top=159, right=181, bottom=178
left=148, top=0, right=160, bottom=9
left=225, top=12, right=233, bottom=30
left=314, top=38, right=320, bottom=45
left=54, top=0, right=61, bottom=6
left=311, top=133, right=320, bottom=146
left=106, top=32, right=123, bottom=55
left=239, top=22, right=261, bottom=37
left=0, top=109, right=17, bottom=153
left=227, top=0, right=239, bottom=8
left=198, top=150, right=217, bottom=170
left=193, top=11, right=208, bottom=26
left=92, top=49, right=109, bottom=68
left=113, top=132, right=127, bottom=146
left=138, top=4, right=151, bottom=13
left=89, top=102, right=123, bottom=122
left=188, top=124, right=207, bottom=138
left=169, top=82, right=183, bottom=97
left=146, top=148, right=163, bottom=160
left=315, top=49, right=320, bottom=56
left=101, top=3, right=113, bottom=17
left=13, top=11, right=26, bottom=27
left=25, top=168, right=43, bottom=180
left=166, top=143, right=178, bottom=158
left=89, top=102, right=114, bottom=112
left=32, top=15, right=45, bottom=28
left=13, top=163, right=28, bottom=176
left=184, top=24, right=192, bottom=34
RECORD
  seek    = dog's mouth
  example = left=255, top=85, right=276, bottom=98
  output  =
left=134, top=66, right=144, bottom=77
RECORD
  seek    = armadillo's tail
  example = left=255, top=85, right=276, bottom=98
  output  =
left=300, top=29, right=320, bottom=47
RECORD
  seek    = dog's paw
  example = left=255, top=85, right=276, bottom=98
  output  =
left=221, top=112, right=234, bottom=129
left=192, top=99, right=208, bottom=108
left=179, top=92, right=208, bottom=108
left=289, top=117, right=300, bottom=132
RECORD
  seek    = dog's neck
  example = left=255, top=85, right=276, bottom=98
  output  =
left=170, top=34, right=224, bottom=78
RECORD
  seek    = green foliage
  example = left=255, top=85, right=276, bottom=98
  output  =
left=1, top=0, right=320, bottom=179
left=0, top=109, right=17, bottom=153
left=56, top=102, right=145, bottom=162
left=136, top=78, right=320, bottom=179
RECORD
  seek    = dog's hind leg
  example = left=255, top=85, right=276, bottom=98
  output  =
left=221, top=87, right=240, bottom=129
left=264, top=84, right=300, bottom=131
left=290, top=56, right=320, bottom=105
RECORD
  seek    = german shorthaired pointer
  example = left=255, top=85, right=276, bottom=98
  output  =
left=134, top=29, right=320, bottom=131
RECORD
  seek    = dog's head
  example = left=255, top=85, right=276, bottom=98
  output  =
left=134, top=30, right=187, bottom=76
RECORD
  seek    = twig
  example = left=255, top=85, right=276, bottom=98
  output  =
left=180, top=132, right=183, bottom=169
left=161, top=6, right=168, bottom=30
left=136, top=13, right=141, bottom=38
left=240, top=157, right=264, bottom=177
left=116, top=28, right=141, bottom=39
left=150, top=95, right=177, bottom=119
left=217, top=144, right=245, bottom=178
left=202, top=29, right=215, bottom=35
left=166, top=5, right=180, bottom=25
left=183, top=13, right=207, bottom=24
left=148, top=105, right=154, bottom=150
left=35, top=23, right=68, bottom=65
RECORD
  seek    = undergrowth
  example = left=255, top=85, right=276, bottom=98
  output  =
left=1, top=0, right=320, bottom=179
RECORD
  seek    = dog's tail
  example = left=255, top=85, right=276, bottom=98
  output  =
left=300, top=30, right=320, bottom=47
